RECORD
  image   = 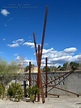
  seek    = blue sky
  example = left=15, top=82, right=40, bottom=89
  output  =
left=0, top=0, right=81, bottom=67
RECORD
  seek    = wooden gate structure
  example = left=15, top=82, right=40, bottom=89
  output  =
left=27, top=58, right=80, bottom=103
left=43, top=57, right=80, bottom=97
left=25, top=6, right=80, bottom=103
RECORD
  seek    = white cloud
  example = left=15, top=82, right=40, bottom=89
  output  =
left=41, top=47, right=81, bottom=66
left=7, top=43, right=19, bottom=48
left=77, top=55, right=81, bottom=60
left=76, top=55, right=81, bottom=63
left=13, top=39, right=24, bottom=44
left=14, top=54, right=18, bottom=56
left=15, top=55, right=36, bottom=66
left=43, top=48, right=53, bottom=54
left=23, top=42, right=34, bottom=48
left=24, top=59, right=36, bottom=65
left=16, top=56, right=20, bottom=60
left=12, top=46, right=81, bottom=67
left=1, top=9, right=10, bottom=16
left=7, top=38, right=24, bottom=48
left=64, top=47, right=77, bottom=53
left=3, top=38, right=6, bottom=41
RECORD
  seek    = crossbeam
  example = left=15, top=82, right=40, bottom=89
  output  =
left=48, top=85, right=79, bottom=97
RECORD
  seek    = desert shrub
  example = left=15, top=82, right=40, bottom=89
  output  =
left=27, top=85, right=40, bottom=102
left=0, top=83, right=4, bottom=98
left=7, top=83, right=23, bottom=101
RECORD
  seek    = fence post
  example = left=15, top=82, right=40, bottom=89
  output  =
left=23, top=80, right=27, bottom=97
left=45, top=57, right=48, bottom=97
left=29, top=62, right=31, bottom=87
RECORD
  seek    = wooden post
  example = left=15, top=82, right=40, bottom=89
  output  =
left=37, top=45, right=45, bottom=103
left=23, top=80, right=27, bottom=97
left=37, top=45, right=41, bottom=102
left=45, top=57, right=48, bottom=97
left=29, top=62, right=31, bottom=87
left=33, top=6, right=48, bottom=103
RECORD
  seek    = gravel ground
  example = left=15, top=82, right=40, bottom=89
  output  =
left=0, top=96, right=81, bottom=108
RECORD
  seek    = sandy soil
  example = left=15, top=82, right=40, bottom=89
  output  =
left=0, top=96, right=81, bottom=108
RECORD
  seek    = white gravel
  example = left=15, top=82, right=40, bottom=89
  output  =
left=0, top=96, right=81, bottom=108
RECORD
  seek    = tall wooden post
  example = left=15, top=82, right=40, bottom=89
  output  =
left=37, top=45, right=41, bottom=101
left=33, top=6, right=48, bottom=103
left=45, top=57, right=48, bottom=97
left=37, top=45, right=45, bottom=103
left=29, top=62, right=31, bottom=87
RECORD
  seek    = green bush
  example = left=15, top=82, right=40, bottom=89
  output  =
left=27, top=85, right=40, bottom=102
left=0, top=83, right=4, bottom=98
left=7, top=83, right=23, bottom=101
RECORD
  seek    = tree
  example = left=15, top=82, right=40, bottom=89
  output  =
left=25, top=66, right=29, bottom=72
left=42, top=66, right=50, bottom=72
left=69, top=62, right=79, bottom=70
left=49, top=66, right=57, bottom=72
left=78, top=63, right=81, bottom=70
left=0, top=58, right=20, bottom=86
left=57, top=65, right=62, bottom=71
left=60, top=67, right=65, bottom=71
left=8, top=61, right=20, bottom=74
left=0, top=58, right=8, bottom=87
left=63, top=62, right=69, bottom=71
left=8, top=61, right=21, bottom=84
left=0, top=58, right=8, bottom=75
left=25, top=64, right=35, bottom=72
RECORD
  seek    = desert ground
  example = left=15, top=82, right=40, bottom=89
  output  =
left=0, top=96, right=81, bottom=108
